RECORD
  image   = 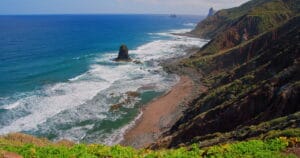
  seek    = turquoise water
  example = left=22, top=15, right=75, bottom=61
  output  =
left=0, top=14, right=206, bottom=144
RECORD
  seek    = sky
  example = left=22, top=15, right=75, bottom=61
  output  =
left=0, top=0, right=250, bottom=15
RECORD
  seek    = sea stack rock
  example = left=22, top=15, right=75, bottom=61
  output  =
left=207, top=7, right=216, bottom=17
left=115, top=44, right=131, bottom=61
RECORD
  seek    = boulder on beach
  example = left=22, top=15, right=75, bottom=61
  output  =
left=115, top=44, right=132, bottom=61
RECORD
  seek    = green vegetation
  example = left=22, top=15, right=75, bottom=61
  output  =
left=157, top=0, right=299, bottom=149
left=191, top=0, right=296, bottom=57
left=0, top=134, right=298, bottom=158
left=187, top=113, right=300, bottom=147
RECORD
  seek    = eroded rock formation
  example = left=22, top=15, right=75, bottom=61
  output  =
left=115, top=44, right=131, bottom=61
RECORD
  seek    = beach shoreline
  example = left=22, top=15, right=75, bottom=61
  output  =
left=120, top=34, right=208, bottom=148
left=121, top=76, right=194, bottom=148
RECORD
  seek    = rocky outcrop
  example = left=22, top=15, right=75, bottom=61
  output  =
left=110, top=91, right=140, bottom=111
left=115, top=44, right=131, bottom=61
left=207, top=7, right=216, bottom=17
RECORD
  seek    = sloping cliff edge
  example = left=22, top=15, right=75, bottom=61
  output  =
left=150, top=0, right=300, bottom=149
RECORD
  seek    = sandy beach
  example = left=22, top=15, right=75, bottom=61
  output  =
left=121, top=76, right=193, bottom=148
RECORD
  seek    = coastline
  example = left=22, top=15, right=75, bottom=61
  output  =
left=120, top=36, right=208, bottom=148
left=0, top=15, right=204, bottom=142
left=121, top=76, right=194, bottom=148
left=0, top=29, right=205, bottom=143
left=0, top=17, right=208, bottom=144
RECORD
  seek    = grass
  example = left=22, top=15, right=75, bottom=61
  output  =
left=0, top=134, right=298, bottom=158
left=191, top=0, right=295, bottom=58
left=186, top=113, right=300, bottom=148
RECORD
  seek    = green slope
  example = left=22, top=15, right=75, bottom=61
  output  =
left=191, top=0, right=298, bottom=55
left=0, top=133, right=298, bottom=157
left=152, top=0, right=300, bottom=149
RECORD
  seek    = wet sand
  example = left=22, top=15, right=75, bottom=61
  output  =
left=121, top=76, right=193, bottom=148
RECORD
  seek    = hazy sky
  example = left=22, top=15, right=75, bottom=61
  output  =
left=0, top=0, right=250, bottom=15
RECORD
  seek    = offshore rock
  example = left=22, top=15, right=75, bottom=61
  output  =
left=115, top=44, right=131, bottom=61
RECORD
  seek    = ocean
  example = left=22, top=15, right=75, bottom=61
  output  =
left=0, top=14, right=206, bottom=144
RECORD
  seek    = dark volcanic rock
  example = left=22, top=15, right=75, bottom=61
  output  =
left=115, top=44, right=131, bottom=61
left=207, top=7, right=216, bottom=17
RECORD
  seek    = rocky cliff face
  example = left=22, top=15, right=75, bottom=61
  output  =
left=151, top=0, right=300, bottom=149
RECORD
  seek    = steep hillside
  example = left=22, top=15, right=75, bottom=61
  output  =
left=151, top=0, right=300, bottom=149
left=191, top=0, right=298, bottom=55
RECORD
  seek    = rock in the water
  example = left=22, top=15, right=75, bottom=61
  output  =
left=110, top=103, right=122, bottom=111
left=115, top=44, right=131, bottom=61
left=126, top=91, right=140, bottom=98
left=109, top=91, right=140, bottom=112
left=133, top=60, right=142, bottom=64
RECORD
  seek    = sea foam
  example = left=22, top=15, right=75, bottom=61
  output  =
left=0, top=28, right=207, bottom=145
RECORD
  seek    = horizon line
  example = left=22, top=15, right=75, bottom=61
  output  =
left=0, top=13, right=205, bottom=16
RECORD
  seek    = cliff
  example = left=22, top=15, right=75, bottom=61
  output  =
left=151, top=0, right=300, bottom=149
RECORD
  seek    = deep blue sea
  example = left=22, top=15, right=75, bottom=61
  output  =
left=0, top=14, right=206, bottom=144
